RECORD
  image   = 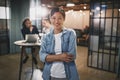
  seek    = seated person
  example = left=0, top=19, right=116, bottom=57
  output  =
left=74, top=29, right=83, bottom=43
left=41, top=18, right=51, bottom=34
left=21, top=18, right=39, bottom=64
left=82, top=25, right=90, bottom=41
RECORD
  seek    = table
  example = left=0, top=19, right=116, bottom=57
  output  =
left=14, top=40, right=41, bottom=80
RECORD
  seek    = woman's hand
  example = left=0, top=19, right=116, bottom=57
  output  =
left=59, top=53, right=74, bottom=62
left=45, top=53, right=74, bottom=62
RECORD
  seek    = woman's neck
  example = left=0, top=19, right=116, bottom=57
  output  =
left=54, top=29, right=62, bottom=34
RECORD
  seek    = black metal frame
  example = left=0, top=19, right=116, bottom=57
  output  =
left=88, top=0, right=120, bottom=74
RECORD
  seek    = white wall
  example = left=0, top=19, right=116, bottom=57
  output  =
left=64, top=10, right=90, bottom=30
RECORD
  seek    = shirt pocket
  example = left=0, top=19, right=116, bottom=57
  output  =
left=63, top=36, right=69, bottom=43
left=46, top=41, right=52, bottom=52
left=63, top=36, right=69, bottom=51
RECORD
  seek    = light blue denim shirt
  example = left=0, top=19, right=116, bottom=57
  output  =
left=39, top=27, right=80, bottom=80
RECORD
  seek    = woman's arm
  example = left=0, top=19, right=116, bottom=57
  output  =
left=21, top=28, right=26, bottom=39
left=46, top=30, right=77, bottom=62
left=46, top=53, right=73, bottom=62
left=40, top=36, right=73, bottom=63
left=39, top=30, right=75, bottom=63
left=67, top=29, right=77, bottom=59
left=33, top=25, right=39, bottom=34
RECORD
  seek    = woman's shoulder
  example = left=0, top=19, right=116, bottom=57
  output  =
left=42, top=32, right=51, bottom=38
left=63, top=27, right=76, bottom=35
left=21, top=27, right=27, bottom=31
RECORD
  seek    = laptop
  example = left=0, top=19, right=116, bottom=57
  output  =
left=25, top=34, right=38, bottom=43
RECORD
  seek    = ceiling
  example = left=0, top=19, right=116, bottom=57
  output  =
left=41, top=0, right=90, bottom=5
left=41, top=0, right=90, bottom=11
left=41, top=0, right=120, bottom=11
left=0, top=0, right=118, bottom=11
left=0, top=0, right=90, bottom=10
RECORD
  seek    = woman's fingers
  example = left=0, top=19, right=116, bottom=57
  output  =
left=61, top=53, right=74, bottom=62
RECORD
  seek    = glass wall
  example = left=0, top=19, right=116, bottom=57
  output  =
left=0, top=0, right=10, bottom=55
left=88, top=0, right=120, bottom=72
left=30, top=0, right=49, bottom=32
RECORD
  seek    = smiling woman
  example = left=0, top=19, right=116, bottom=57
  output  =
left=39, top=7, right=80, bottom=80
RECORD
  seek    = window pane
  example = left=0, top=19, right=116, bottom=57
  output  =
left=118, top=18, right=120, bottom=36
left=114, top=9, right=118, bottom=17
left=0, top=7, right=10, bottom=19
left=112, top=19, right=117, bottom=36
left=106, top=9, right=112, bottom=17
left=105, top=19, right=112, bottom=36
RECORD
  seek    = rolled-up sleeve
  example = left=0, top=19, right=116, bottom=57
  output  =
left=68, top=30, right=77, bottom=59
left=39, top=34, right=49, bottom=62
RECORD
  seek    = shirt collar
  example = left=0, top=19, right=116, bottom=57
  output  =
left=50, top=26, right=68, bottom=35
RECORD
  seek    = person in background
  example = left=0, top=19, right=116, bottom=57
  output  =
left=21, top=18, right=39, bottom=64
left=42, top=18, right=51, bottom=34
left=82, top=25, right=90, bottom=41
left=39, top=7, right=80, bottom=80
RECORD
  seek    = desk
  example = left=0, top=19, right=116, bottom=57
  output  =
left=14, top=40, right=41, bottom=80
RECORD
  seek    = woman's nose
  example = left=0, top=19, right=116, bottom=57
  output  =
left=55, top=19, right=59, bottom=23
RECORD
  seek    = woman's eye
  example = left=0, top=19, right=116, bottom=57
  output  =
left=52, top=17, right=55, bottom=20
left=51, top=16, right=63, bottom=21
left=58, top=18, right=62, bottom=20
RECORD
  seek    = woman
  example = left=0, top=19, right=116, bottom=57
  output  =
left=21, top=18, right=39, bottom=64
left=39, top=7, right=80, bottom=80
left=42, top=19, right=51, bottom=34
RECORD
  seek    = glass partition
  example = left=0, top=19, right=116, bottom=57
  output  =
left=0, top=0, right=10, bottom=55
left=88, top=0, right=120, bottom=72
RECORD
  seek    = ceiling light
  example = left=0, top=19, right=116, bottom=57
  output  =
left=41, top=4, right=46, bottom=7
left=101, top=5, right=107, bottom=8
left=90, top=12, right=93, bottom=15
left=80, top=10, right=83, bottom=13
left=96, top=7, right=100, bottom=10
left=119, top=9, right=120, bottom=12
left=66, top=3, right=75, bottom=7
left=66, top=0, right=75, bottom=7
left=83, top=6, right=87, bottom=9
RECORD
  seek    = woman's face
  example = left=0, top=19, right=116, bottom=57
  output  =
left=42, top=20, right=49, bottom=28
left=25, top=20, right=32, bottom=28
left=50, top=12, right=64, bottom=30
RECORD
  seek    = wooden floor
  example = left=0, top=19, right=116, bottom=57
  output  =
left=0, top=46, right=119, bottom=80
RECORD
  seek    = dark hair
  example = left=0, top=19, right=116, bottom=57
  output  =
left=22, top=18, right=30, bottom=28
left=50, top=7, right=65, bottom=19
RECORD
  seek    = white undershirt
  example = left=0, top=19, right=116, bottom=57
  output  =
left=50, top=32, right=66, bottom=78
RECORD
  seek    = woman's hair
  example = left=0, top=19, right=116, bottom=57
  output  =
left=22, top=18, right=30, bottom=28
left=50, top=7, right=65, bottom=19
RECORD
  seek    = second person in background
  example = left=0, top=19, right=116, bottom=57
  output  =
left=42, top=18, right=51, bottom=34
left=21, top=18, right=39, bottom=64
